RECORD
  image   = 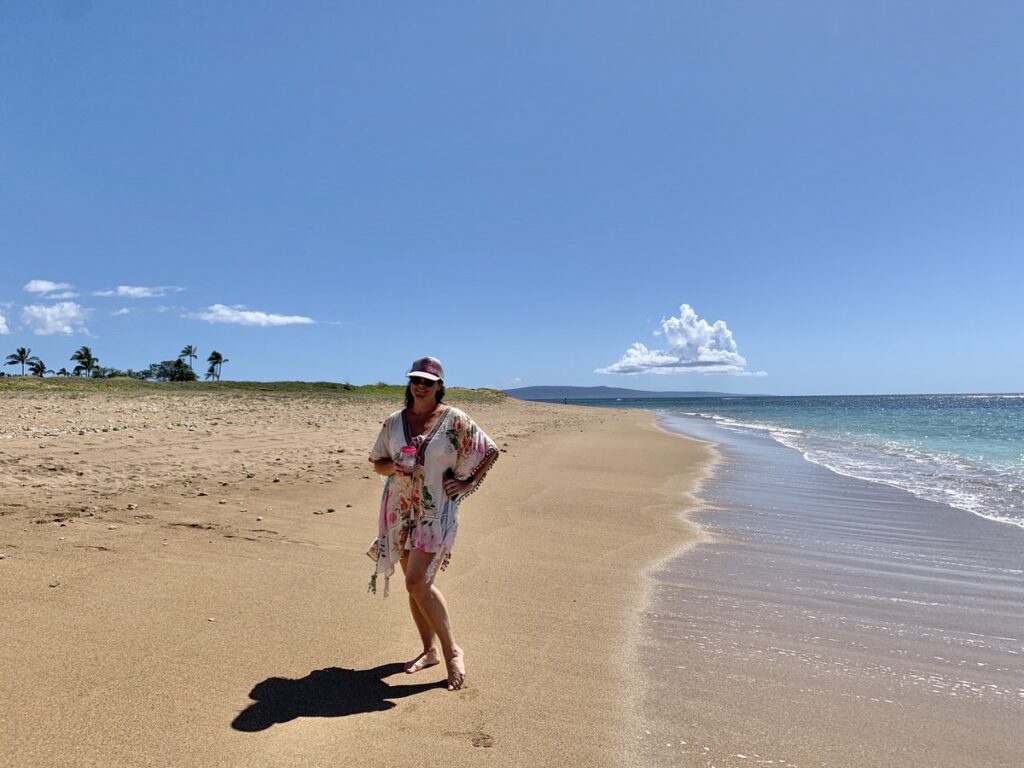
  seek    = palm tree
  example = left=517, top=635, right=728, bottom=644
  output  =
left=6, top=347, right=40, bottom=376
left=6, top=348, right=39, bottom=376
left=206, top=350, right=228, bottom=381
left=55, top=367, right=71, bottom=377
left=27, top=358, right=49, bottom=377
left=179, top=345, right=198, bottom=372
left=70, top=346, right=99, bottom=377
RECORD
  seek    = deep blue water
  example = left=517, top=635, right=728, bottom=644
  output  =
left=552, top=394, right=1024, bottom=529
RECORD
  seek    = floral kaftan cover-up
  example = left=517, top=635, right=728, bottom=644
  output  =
left=367, top=406, right=498, bottom=597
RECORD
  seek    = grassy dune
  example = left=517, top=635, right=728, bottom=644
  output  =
left=0, top=377, right=508, bottom=401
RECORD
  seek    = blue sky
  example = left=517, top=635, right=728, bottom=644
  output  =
left=2, top=1, right=1022, bottom=394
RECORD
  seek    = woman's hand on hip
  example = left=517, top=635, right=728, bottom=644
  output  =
left=443, top=476, right=472, bottom=499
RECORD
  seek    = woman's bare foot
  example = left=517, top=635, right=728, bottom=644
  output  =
left=404, top=648, right=441, bottom=674
left=445, top=646, right=466, bottom=691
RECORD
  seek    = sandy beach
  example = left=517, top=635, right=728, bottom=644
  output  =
left=0, top=386, right=710, bottom=768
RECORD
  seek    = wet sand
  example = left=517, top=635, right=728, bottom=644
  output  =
left=640, top=414, right=1024, bottom=768
left=0, top=389, right=710, bottom=768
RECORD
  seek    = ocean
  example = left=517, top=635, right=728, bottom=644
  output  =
left=555, top=394, right=1024, bottom=530
left=577, top=394, right=1024, bottom=766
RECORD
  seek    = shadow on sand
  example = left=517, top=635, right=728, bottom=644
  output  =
left=232, top=663, right=445, bottom=731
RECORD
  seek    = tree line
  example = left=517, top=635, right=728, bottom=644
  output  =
left=3, top=345, right=229, bottom=381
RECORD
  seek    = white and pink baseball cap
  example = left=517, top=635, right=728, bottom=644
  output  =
left=405, top=356, right=445, bottom=382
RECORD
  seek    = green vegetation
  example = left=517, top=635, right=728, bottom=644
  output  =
left=179, top=345, right=198, bottom=372
left=1, top=343, right=218, bottom=382
left=0, top=376, right=507, bottom=401
left=27, top=358, right=50, bottom=377
left=5, top=346, right=41, bottom=376
left=70, top=345, right=99, bottom=377
left=205, top=350, right=227, bottom=381
left=144, top=359, right=199, bottom=382
left=1, top=343, right=506, bottom=401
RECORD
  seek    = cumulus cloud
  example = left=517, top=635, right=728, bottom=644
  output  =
left=24, top=279, right=78, bottom=298
left=0, top=312, right=9, bottom=334
left=111, top=308, right=135, bottom=317
left=597, top=303, right=764, bottom=376
left=22, top=302, right=91, bottom=336
left=94, top=285, right=184, bottom=299
left=192, top=304, right=315, bottom=327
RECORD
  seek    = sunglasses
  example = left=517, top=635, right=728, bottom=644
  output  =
left=409, top=376, right=437, bottom=387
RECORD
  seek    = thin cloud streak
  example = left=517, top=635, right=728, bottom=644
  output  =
left=24, top=279, right=78, bottom=298
left=94, top=285, right=184, bottom=299
left=192, top=304, right=315, bottom=327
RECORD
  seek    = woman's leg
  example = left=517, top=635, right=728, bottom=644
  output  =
left=404, top=548, right=466, bottom=690
left=399, top=551, right=441, bottom=673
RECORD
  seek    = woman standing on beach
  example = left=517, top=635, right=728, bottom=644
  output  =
left=368, top=356, right=499, bottom=691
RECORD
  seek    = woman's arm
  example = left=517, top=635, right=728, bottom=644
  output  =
left=443, top=448, right=498, bottom=499
left=371, top=456, right=416, bottom=477
left=370, top=457, right=396, bottom=476
left=469, top=449, right=499, bottom=483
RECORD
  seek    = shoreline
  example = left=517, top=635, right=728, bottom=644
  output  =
left=628, top=414, right=721, bottom=759
left=623, top=415, right=720, bottom=767
left=0, top=391, right=713, bottom=767
left=642, top=412, right=1024, bottom=768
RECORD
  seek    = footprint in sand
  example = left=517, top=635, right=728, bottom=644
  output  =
left=447, top=729, right=493, bottom=748
left=471, top=732, right=494, bottom=748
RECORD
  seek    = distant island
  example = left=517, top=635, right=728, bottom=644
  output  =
left=503, top=385, right=762, bottom=400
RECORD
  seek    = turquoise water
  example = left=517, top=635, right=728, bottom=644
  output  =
left=558, top=394, right=1024, bottom=529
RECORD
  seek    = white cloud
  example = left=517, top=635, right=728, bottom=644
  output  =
left=22, top=302, right=91, bottom=336
left=94, top=285, right=184, bottom=299
left=0, top=312, right=9, bottom=334
left=24, top=279, right=78, bottom=298
left=193, top=304, right=315, bottom=327
left=597, top=303, right=764, bottom=376
left=25, top=279, right=72, bottom=293
left=111, top=308, right=135, bottom=317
